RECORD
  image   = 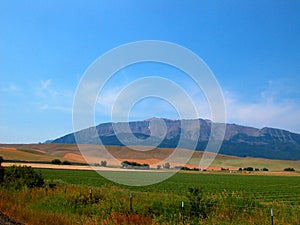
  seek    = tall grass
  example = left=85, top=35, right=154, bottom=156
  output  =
left=0, top=168, right=299, bottom=224
left=0, top=182, right=299, bottom=225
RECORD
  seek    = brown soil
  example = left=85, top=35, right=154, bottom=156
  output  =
left=63, top=153, right=86, bottom=162
left=1, top=144, right=299, bottom=174
left=0, top=147, right=17, bottom=152
left=0, top=211, right=23, bottom=225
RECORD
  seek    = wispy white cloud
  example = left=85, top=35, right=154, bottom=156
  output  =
left=96, top=87, right=121, bottom=114
left=35, top=79, right=58, bottom=99
left=93, top=77, right=300, bottom=134
left=34, top=79, right=73, bottom=113
left=41, top=79, right=52, bottom=89
left=0, top=83, right=21, bottom=93
left=224, top=89, right=300, bottom=133
left=94, top=79, right=212, bottom=125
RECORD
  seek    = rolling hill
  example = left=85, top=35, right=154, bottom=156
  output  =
left=0, top=144, right=299, bottom=171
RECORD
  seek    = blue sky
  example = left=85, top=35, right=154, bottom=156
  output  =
left=1, top=0, right=300, bottom=143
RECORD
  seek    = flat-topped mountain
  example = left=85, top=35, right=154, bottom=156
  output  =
left=51, top=118, right=300, bottom=160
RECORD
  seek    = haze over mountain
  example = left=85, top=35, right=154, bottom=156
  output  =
left=51, top=118, right=300, bottom=160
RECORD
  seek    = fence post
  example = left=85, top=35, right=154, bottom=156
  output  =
left=130, top=192, right=133, bottom=212
left=270, top=208, right=274, bottom=225
left=181, top=201, right=185, bottom=223
left=89, top=188, right=93, bottom=199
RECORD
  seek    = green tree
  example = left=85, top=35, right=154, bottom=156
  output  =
left=284, top=167, right=295, bottom=171
left=0, top=156, right=3, bottom=167
left=100, top=160, right=107, bottom=167
left=4, top=166, right=44, bottom=189
left=0, top=169, right=4, bottom=184
left=244, top=167, right=254, bottom=171
left=164, top=162, right=170, bottom=169
left=0, top=156, right=4, bottom=183
left=51, top=159, right=61, bottom=165
left=62, top=160, right=72, bottom=165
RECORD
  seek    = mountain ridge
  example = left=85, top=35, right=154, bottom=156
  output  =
left=51, top=118, right=300, bottom=160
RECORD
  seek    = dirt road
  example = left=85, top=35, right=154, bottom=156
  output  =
left=0, top=212, right=23, bottom=225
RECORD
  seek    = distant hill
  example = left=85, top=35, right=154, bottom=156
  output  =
left=1, top=144, right=300, bottom=171
left=43, top=140, right=53, bottom=144
left=51, top=118, right=300, bottom=160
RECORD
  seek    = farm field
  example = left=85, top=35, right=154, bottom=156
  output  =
left=1, top=144, right=299, bottom=224
left=40, top=169, right=300, bottom=205
left=0, top=168, right=299, bottom=225
left=1, top=144, right=300, bottom=171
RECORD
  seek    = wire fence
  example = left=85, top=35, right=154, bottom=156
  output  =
left=83, top=187, right=300, bottom=224
left=147, top=200, right=299, bottom=224
left=28, top=185, right=300, bottom=224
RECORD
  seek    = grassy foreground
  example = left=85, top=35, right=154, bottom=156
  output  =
left=0, top=169, right=299, bottom=224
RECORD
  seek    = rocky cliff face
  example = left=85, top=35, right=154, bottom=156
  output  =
left=51, top=118, right=300, bottom=160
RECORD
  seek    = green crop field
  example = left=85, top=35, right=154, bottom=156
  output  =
left=40, top=169, right=300, bottom=205
left=1, top=168, right=299, bottom=225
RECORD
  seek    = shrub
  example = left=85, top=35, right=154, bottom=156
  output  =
left=3, top=166, right=44, bottom=190
left=121, top=161, right=149, bottom=169
left=164, top=162, right=170, bottom=169
left=0, top=167, right=4, bottom=183
left=70, top=190, right=103, bottom=206
left=244, top=167, right=254, bottom=171
left=284, top=167, right=295, bottom=171
left=142, top=163, right=150, bottom=169
left=176, top=166, right=200, bottom=171
left=62, top=160, right=72, bottom=165
left=187, top=187, right=214, bottom=219
left=100, top=160, right=107, bottom=167
left=51, top=159, right=61, bottom=165
left=0, top=155, right=4, bottom=183
left=181, top=166, right=190, bottom=171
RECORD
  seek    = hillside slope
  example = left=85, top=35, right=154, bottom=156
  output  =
left=1, top=144, right=300, bottom=171
left=51, top=118, right=300, bottom=160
